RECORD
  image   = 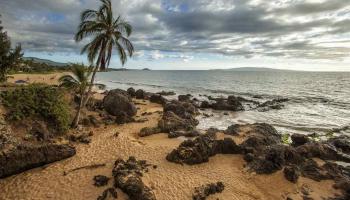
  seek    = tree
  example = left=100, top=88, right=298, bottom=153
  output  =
left=59, top=64, right=92, bottom=128
left=75, top=0, right=134, bottom=114
left=0, top=15, right=23, bottom=82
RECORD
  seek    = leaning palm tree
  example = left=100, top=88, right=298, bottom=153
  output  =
left=59, top=63, right=92, bottom=128
left=75, top=0, right=134, bottom=107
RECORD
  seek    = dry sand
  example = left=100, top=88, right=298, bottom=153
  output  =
left=8, top=72, right=69, bottom=85
left=0, top=100, right=341, bottom=200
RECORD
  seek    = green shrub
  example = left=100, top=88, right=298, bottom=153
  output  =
left=0, top=84, right=71, bottom=133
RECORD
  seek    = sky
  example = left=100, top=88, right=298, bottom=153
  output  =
left=0, top=0, right=350, bottom=71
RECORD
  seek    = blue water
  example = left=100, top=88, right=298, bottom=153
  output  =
left=97, top=70, right=350, bottom=135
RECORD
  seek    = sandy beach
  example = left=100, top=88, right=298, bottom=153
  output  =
left=0, top=75, right=342, bottom=199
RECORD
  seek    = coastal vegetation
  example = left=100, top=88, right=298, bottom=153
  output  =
left=0, top=15, right=23, bottom=82
left=75, top=0, right=134, bottom=121
left=0, top=84, right=70, bottom=133
left=59, top=64, right=92, bottom=128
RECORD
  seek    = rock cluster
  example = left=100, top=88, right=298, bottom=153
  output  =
left=166, top=131, right=240, bottom=165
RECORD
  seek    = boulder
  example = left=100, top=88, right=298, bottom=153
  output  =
left=166, top=132, right=240, bottom=165
left=0, top=143, right=76, bottom=178
left=150, top=94, right=167, bottom=105
left=291, top=134, right=310, bottom=147
left=97, top=188, right=118, bottom=200
left=284, top=166, right=300, bottom=183
left=135, top=89, right=147, bottom=99
left=200, top=101, right=211, bottom=109
left=139, top=127, right=162, bottom=137
left=127, top=87, right=136, bottom=97
left=211, top=97, right=244, bottom=111
left=94, top=175, right=110, bottom=187
left=224, top=124, right=240, bottom=135
left=192, top=182, right=225, bottom=200
left=178, top=94, right=191, bottom=102
left=112, top=157, right=155, bottom=200
left=158, top=111, right=196, bottom=133
left=103, top=91, right=137, bottom=117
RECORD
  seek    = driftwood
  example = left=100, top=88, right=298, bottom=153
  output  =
left=63, top=163, right=106, bottom=176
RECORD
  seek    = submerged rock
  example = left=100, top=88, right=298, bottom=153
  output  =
left=192, top=182, right=225, bottom=200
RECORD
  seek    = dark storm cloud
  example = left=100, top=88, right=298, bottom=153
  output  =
left=0, top=0, right=349, bottom=60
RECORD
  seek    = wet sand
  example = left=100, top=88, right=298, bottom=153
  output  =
left=0, top=99, right=341, bottom=200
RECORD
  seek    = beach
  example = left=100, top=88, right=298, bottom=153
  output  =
left=0, top=72, right=346, bottom=200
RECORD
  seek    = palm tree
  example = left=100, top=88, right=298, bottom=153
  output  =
left=75, top=0, right=134, bottom=108
left=59, top=63, right=92, bottom=128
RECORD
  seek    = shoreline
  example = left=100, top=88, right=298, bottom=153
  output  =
left=0, top=72, right=348, bottom=199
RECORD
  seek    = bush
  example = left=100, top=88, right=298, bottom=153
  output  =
left=0, top=84, right=71, bottom=133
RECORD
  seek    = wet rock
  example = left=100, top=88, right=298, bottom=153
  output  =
left=139, top=127, right=162, bottom=137
left=200, top=101, right=211, bottom=109
left=192, top=182, right=225, bottom=200
left=284, top=166, right=300, bottom=183
left=178, top=94, right=191, bottom=102
left=97, top=188, right=118, bottom=200
left=168, top=130, right=201, bottom=138
left=127, top=87, right=136, bottom=97
left=166, top=132, right=240, bottom=165
left=257, top=98, right=289, bottom=111
left=135, top=89, right=147, bottom=99
left=103, top=90, right=137, bottom=117
left=212, top=98, right=244, bottom=111
left=291, top=134, right=310, bottom=147
left=112, top=157, right=155, bottom=200
left=224, top=124, right=240, bottom=135
left=240, top=123, right=281, bottom=153
left=0, top=143, right=76, bottom=178
left=158, top=111, right=198, bottom=133
left=94, top=175, right=110, bottom=187
left=150, top=94, right=167, bottom=105
left=328, top=136, right=350, bottom=154
left=157, top=91, right=176, bottom=96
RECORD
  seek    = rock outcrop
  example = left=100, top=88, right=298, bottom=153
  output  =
left=0, top=143, right=76, bottom=178
left=112, top=157, right=156, bottom=200
left=166, top=131, right=240, bottom=165
left=103, top=89, right=137, bottom=117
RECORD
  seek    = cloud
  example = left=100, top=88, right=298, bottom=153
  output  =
left=0, top=0, right=349, bottom=62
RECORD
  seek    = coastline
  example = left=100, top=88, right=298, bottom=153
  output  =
left=0, top=72, right=348, bottom=200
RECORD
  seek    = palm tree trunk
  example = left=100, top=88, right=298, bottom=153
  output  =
left=71, top=94, right=84, bottom=128
left=81, top=65, right=99, bottom=108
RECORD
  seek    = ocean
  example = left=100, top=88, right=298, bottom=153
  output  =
left=96, top=70, right=350, bottom=136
